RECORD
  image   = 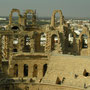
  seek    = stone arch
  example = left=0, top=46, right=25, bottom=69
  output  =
left=14, top=64, right=18, bottom=77
left=45, top=31, right=61, bottom=53
left=79, top=26, right=90, bottom=55
left=24, top=9, right=36, bottom=26
left=43, top=64, right=47, bottom=77
left=79, top=27, right=90, bottom=50
left=81, top=34, right=88, bottom=48
left=33, top=64, right=38, bottom=77
left=11, top=26, right=19, bottom=30
left=51, top=10, right=64, bottom=27
left=9, top=9, right=21, bottom=25
left=79, top=27, right=90, bottom=40
left=24, top=64, right=28, bottom=77
left=51, top=33, right=60, bottom=51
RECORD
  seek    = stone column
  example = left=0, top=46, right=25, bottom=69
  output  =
left=28, top=64, right=33, bottom=78
left=30, top=38, right=35, bottom=53
left=9, top=14, right=12, bottom=25
left=0, top=35, right=2, bottom=70
left=88, top=37, right=90, bottom=56
left=38, top=64, right=43, bottom=80
left=45, top=32, right=51, bottom=53
left=18, top=64, right=23, bottom=78
left=76, top=39, right=80, bottom=55
left=8, top=35, right=14, bottom=74
left=18, top=35, right=23, bottom=53
left=51, top=14, right=55, bottom=27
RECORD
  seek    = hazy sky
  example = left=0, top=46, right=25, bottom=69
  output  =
left=0, top=0, right=90, bottom=17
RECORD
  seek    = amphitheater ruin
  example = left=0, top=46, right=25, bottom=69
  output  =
left=0, top=9, right=90, bottom=90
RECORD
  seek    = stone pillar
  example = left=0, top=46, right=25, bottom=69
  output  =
left=20, top=35, right=25, bottom=52
left=30, top=38, right=35, bottom=53
left=51, top=14, right=55, bottom=27
left=32, top=14, right=36, bottom=25
left=19, top=17, right=25, bottom=26
left=45, top=32, right=51, bottom=53
left=38, top=64, right=43, bottom=80
left=0, top=35, right=2, bottom=70
left=60, top=15, right=63, bottom=25
left=18, top=64, right=23, bottom=78
left=28, top=64, right=33, bottom=78
left=34, top=34, right=40, bottom=52
left=8, top=35, right=14, bottom=74
left=9, top=14, right=12, bottom=25
left=57, top=35, right=63, bottom=53
left=18, top=35, right=23, bottom=53
left=88, top=37, right=90, bottom=56
left=76, top=39, right=80, bottom=55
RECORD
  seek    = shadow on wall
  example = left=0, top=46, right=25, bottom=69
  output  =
left=0, top=69, right=22, bottom=90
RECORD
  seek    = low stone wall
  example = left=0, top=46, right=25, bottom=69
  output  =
left=0, top=83, right=84, bottom=90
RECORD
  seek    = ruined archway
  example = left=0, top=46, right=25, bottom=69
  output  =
left=51, top=34, right=58, bottom=51
left=14, top=64, right=18, bottom=77
left=33, top=64, right=38, bottom=77
left=51, top=10, right=63, bottom=28
left=24, top=9, right=36, bottom=26
left=9, top=9, right=20, bottom=25
left=79, top=26, right=90, bottom=55
left=81, top=34, right=88, bottom=49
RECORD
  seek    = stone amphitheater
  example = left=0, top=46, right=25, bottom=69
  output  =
left=0, top=9, right=90, bottom=90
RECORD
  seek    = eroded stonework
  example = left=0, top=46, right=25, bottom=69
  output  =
left=0, top=9, right=90, bottom=90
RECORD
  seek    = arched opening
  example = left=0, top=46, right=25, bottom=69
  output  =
left=11, top=26, right=19, bottom=30
left=13, top=49, right=18, bottom=52
left=81, top=34, right=88, bottom=48
left=12, top=12, right=19, bottom=24
left=55, top=13, right=60, bottom=27
left=33, top=64, right=38, bottom=77
left=40, top=33, right=46, bottom=52
left=23, top=35, right=30, bottom=52
left=51, top=10, right=63, bottom=27
left=68, top=33, right=74, bottom=48
left=51, top=34, right=58, bottom=51
left=13, top=36, right=18, bottom=45
left=56, top=77, right=61, bottom=84
left=26, top=13, right=33, bottom=25
left=24, top=64, right=28, bottom=77
left=14, top=64, right=18, bottom=77
left=43, top=64, right=47, bottom=77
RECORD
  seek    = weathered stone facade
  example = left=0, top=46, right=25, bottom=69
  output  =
left=0, top=9, right=90, bottom=90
